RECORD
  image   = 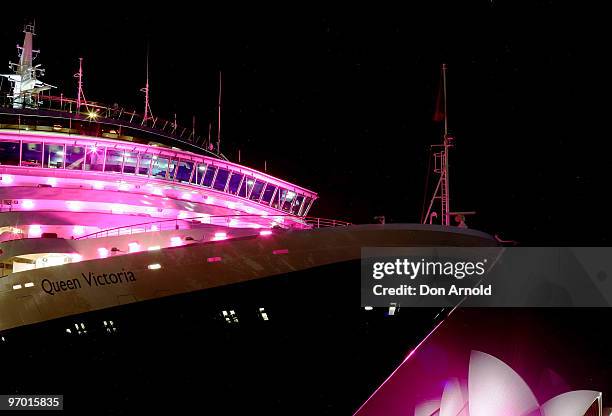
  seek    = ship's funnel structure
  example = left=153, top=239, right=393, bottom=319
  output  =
left=1, top=24, right=54, bottom=108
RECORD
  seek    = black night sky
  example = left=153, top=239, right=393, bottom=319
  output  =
left=0, top=3, right=606, bottom=243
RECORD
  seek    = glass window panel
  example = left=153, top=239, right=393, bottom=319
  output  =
left=123, top=152, right=138, bottom=174
left=202, top=166, right=217, bottom=187
left=151, top=156, right=169, bottom=179
left=227, top=173, right=243, bottom=195
left=290, top=195, right=304, bottom=215
left=213, top=169, right=230, bottom=191
left=260, top=184, right=277, bottom=205
left=300, top=197, right=312, bottom=216
left=282, top=190, right=296, bottom=211
left=138, top=153, right=153, bottom=176
left=21, top=142, right=42, bottom=167
left=84, top=146, right=105, bottom=171
left=175, top=160, right=194, bottom=183
left=239, top=177, right=254, bottom=198
left=167, top=159, right=179, bottom=180
left=0, top=141, right=20, bottom=166
left=66, top=145, right=85, bottom=170
left=194, top=163, right=207, bottom=184
left=43, top=144, right=64, bottom=168
left=272, top=188, right=287, bottom=209
left=249, top=180, right=266, bottom=201
left=104, top=149, right=124, bottom=172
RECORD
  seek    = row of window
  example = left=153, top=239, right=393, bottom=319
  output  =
left=0, top=140, right=315, bottom=216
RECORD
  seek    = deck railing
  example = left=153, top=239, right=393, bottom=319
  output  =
left=75, top=215, right=351, bottom=240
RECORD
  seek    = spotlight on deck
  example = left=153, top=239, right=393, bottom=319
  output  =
left=87, top=110, right=99, bottom=120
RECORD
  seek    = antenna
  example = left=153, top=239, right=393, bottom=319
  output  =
left=217, top=70, right=222, bottom=154
left=74, top=57, right=88, bottom=111
left=142, top=46, right=153, bottom=123
left=423, top=63, right=453, bottom=226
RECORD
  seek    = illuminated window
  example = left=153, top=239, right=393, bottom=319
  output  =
left=43, top=143, right=65, bottom=168
left=138, top=153, right=154, bottom=175
left=290, top=195, right=304, bottom=215
left=213, top=169, right=230, bottom=191
left=123, top=152, right=138, bottom=174
left=227, top=173, right=243, bottom=195
left=260, top=184, right=277, bottom=205
left=84, top=146, right=105, bottom=171
left=249, top=180, right=266, bottom=201
left=282, top=191, right=296, bottom=211
left=21, top=142, right=42, bottom=167
left=65, top=145, right=85, bottom=170
left=238, top=177, right=254, bottom=198
left=175, top=160, right=194, bottom=183
left=104, top=149, right=124, bottom=172
left=202, top=166, right=217, bottom=187
left=151, top=156, right=169, bottom=179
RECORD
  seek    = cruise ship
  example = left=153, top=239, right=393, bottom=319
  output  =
left=9, top=24, right=605, bottom=415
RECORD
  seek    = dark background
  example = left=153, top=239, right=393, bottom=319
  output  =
left=1, top=2, right=606, bottom=244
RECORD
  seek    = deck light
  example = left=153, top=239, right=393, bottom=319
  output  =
left=147, top=263, right=162, bottom=270
left=22, top=199, right=34, bottom=209
left=98, top=247, right=109, bottom=258
left=73, top=225, right=85, bottom=235
left=128, top=242, right=141, bottom=253
left=260, top=230, right=273, bottom=236
left=170, top=236, right=182, bottom=246
left=213, top=232, right=227, bottom=241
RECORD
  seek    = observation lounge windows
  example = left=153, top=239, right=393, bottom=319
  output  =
left=167, top=159, right=178, bottom=180
left=260, top=184, right=277, bottom=205
left=249, top=180, right=266, bottom=201
left=123, top=152, right=138, bottom=174
left=227, top=173, right=243, bottom=195
left=66, top=145, right=85, bottom=170
left=238, top=178, right=254, bottom=198
left=213, top=169, right=230, bottom=191
left=290, top=195, right=304, bottom=215
left=138, top=154, right=153, bottom=176
left=175, top=160, right=194, bottom=183
left=0, top=141, right=20, bottom=166
left=202, top=166, right=217, bottom=187
left=194, top=163, right=207, bottom=184
left=105, top=149, right=124, bottom=173
left=21, top=142, right=42, bottom=167
left=282, top=190, right=296, bottom=212
left=151, top=157, right=169, bottom=179
left=271, top=187, right=287, bottom=209
left=84, top=146, right=105, bottom=171
left=43, top=144, right=65, bottom=169
left=301, top=197, right=313, bottom=216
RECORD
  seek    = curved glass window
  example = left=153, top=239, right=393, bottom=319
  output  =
left=290, top=195, right=304, bottom=215
left=151, top=156, right=169, bottom=179
left=84, top=146, right=105, bottom=171
left=138, top=153, right=153, bottom=176
left=105, top=149, right=124, bottom=172
left=167, top=159, right=178, bottom=180
left=21, top=142, right=42, bottom=167
left=301, top=197, right=313, bottom=216
left=271, top=187, right=287, bottom=209
left=202, top=166, right=217, bottom=187
left=175, top=160, right=194, bottom=183
left=249, top=180, right=266, bottom=201
left=0, top=141, right=20, bottom=166
left=43, top=144, right=64, bottom=168
left=123, top=152, right=138, bottom=174
left=213, top=169, right=230, bottom=191
left=260, top=184, right=277, bottom=205
left=66, top=145, right=85, bottom=170
left=193, top=163, right=207, bottom=184
left=238, top=177, right=254, bottom=198
left=282, top=190, right=296, bottom=211
left=227, top=173, right=243, bottom=195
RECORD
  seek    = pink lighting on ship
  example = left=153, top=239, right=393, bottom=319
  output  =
left=73, top=225, right=85, bottom=236
left=152, top=188, right=163, bottom=196
left=213, top=232, right=227, bottom=241
left=207, top=256, right=222, bottom=263
left=272, top=249, right=289, bottom=255
left=260, top=230, right=273, bottom=236
left=47, top=177, right=57, bottom=186
left=22, top=199, right=35, bottom=209
left=170, top=236, right=182, bottom=247
left=150, top=224, right=159, bottom=232
left=70, top=253, right=83, bottom=262
left=66, top=201, right=82, bottom=211
left=181, top=192, right=192, bottom=200
left=2, top=175, right=14, bottom=184
left=98, top=247, right=109, bottom=258
left=28, top=224, right=42, bottom=238
left=92, top=181, right=104, bottom=190
left=118, top=182, right=130, bottom=191
left=128, top=242, right=141, bottom=253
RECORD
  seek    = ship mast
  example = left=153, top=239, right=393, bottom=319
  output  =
left=423, top=63, right=453, bottom=226
left=142, top=47, right=154, bottom=123
left=2, top=23, right=53, bottom=108
left=74, top=57, right=88, bottom=111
